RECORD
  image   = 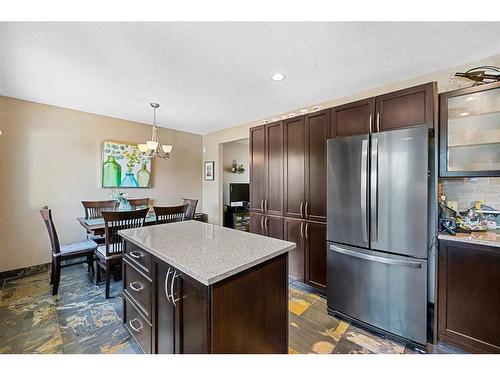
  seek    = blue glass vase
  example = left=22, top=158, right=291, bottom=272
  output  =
left=121, top=172, right=139, bottom=187
left=118, top=200, right=131, bottom=211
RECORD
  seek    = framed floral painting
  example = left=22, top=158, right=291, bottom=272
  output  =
left=102, top=141, right=153, bottom=188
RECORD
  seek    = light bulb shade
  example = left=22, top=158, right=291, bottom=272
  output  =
left=138, top=143, right=149, bottom=153
left=146, top=141, right=159, bottom=150
left=162, top=144, right=173, bottom=153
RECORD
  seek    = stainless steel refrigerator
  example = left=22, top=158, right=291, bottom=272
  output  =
left=326, top=125, right=428, bottom=346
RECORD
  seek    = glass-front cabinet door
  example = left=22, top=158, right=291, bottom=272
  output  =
left=440, top=82, right=500, bottom=177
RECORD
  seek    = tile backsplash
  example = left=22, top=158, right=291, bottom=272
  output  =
left=441, top=177, right=500, bottom=212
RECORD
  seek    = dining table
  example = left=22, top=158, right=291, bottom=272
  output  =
left=77, top=213, right=158, bottom=236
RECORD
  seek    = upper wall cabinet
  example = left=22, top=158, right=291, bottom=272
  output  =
left=249, top=125, right=266, bottom=213
left=439, top=81, right=500, bottom=177
left=249, top=121, right=283, bottom=215
left=329, top=82, right=437, bottom=138
left=375, top=82, right=437, bottom=132
left=330, top=98, right=374, bottom=137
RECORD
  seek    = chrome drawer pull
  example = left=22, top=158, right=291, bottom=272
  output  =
left=129, top=319, right=143, bottom=333
left=165, top=267, right=172, bottom=302
left=171, top=270, right=181, bottom=307
left=129, top=251, right=144, bottom=259
left=129, top=281, right=144, bottom=292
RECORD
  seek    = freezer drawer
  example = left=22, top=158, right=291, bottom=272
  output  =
left=327, top=243, right=427, bottom=345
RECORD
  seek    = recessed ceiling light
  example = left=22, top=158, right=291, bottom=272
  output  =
left=271, top=73, right=286, bottom=81
left=459, top=112, right=469, bottom=117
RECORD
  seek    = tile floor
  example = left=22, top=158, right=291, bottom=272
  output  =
left=0, top=264, right=439, bottom=354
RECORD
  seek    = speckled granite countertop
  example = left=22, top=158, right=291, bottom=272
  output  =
left=119, top=221, right=296, bottom=286
left=438, top=229, right=500, bottom=248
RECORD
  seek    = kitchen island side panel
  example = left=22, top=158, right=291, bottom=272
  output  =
left=210, top=253, right=289, bottom=354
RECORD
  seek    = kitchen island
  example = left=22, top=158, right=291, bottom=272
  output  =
left=118, top=220, right=295, bottom=354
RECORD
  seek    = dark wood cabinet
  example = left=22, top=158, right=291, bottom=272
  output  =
left=304, top=110, right=329, bottom=222
left=438, top=240, right=500, bottom=353
left=250, top=212, right=283, bottom=240
left=250, top=212, right=265, bottom=236
left=283, top=116, right=305, bottom=219
left=250, top=121, right=283, bottom=215
left=305, top=221, right=327, bottom=289
left=375, top=82, right=436, bottom=132
left=330, top=98, right=374, bottom=137
left=284, top=218, right=305, bottom=281
left=266, top=215, right=284, bottom=240
left=249, top=125, right=266, bottom=212
left=265, top=121, right=284, bottom=216
left=123, top=239, right=288, bottom=354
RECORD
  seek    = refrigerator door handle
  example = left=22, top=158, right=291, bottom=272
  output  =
left=371, top=138, right=378, bottom=244
left=329, top=244, right=422, bottom=268
left=360, top=139, right=368, bottom=244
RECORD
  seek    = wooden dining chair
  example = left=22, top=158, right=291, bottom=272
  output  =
left=181, top=198, right=198, bottom=220
left=153, top=204, right=189, bottom=225
left=40, top=206, right=98, bottom=296
left=128, top=198, right=150, bottom=210
left=81, top=200, right=117, bottom=243
left=97, top=208, right=149, bottom=299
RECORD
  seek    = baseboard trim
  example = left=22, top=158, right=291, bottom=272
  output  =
left=0, top=262, right=51, bottom=281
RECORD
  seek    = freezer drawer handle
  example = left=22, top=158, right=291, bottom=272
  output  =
left=329, top=245, right=422, bottom=268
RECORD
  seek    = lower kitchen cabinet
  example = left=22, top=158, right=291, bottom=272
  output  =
left=438, top=240, right=500, bottom=353
left=284, top=218, right=305, bottom=281
left=305, top=221, right=327, bottom=289
left=250, top=212, right=283, bottom=240
left=284, top=218, right=326, bottom=290
left=123, top=239, right=289, bottom=354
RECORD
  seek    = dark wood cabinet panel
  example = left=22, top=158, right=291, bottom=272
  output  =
left=266, top=215, right=284, bottom=240
left=211, top=253, right=288, bottom=353
left=249, top=212, right=265, bottom=236
left=284, top=218, right=305, bottom=281
left=283, top=116, right=305, bottom=219
left=156, top=260, right=175, bottom=354
left=330, top=98, right=374, bottom=137
left=376, top=82, right=436, bottom=132
left=438, top=240, right=500, bottom=353
left=250, top=125, right=266, bottom=212
left=305, top=110, right=329, bottom=222
left=265, top=122, right=283, bottom=216
left=305, top=222, right=327, bottom=290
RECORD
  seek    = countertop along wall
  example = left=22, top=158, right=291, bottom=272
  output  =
left=201, top=54, right=500, bottom=226
left=0, top=96, right=203, bottom=273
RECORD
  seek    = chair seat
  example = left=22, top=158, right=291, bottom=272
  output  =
left=88, top=234, right=106, bottom=244
left=96, top=244, right=123, bottom=260
left=60, top=239, right=97, bottom=255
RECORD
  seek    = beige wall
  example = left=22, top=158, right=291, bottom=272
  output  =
left=202, top=54, right=500, bottom=224
left=0, top=96, right=202, bottom=272
left=222, top=140, right=249, bottom=205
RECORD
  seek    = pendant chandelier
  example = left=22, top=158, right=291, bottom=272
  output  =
left=138, top=103, right=173, bottom=159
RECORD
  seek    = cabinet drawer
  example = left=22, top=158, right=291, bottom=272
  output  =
left=124, top=294, right=152, bottom=354
left=123, top=258, right=152, bottom=321
left=124, top=240, right=152, bottom=276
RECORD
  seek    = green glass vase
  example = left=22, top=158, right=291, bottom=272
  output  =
left=137, top=163, right=151, bottom=187
left=102, top=155, right=121, bottom=187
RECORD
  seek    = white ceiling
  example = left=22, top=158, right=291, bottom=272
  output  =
left=1, top=22, right=499, bottom=135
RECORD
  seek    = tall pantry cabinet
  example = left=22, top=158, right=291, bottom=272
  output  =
left=250, top=110, right=329, bottom=290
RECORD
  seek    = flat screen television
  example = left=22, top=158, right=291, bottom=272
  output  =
left=229, top=183, right=249, bottom=203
